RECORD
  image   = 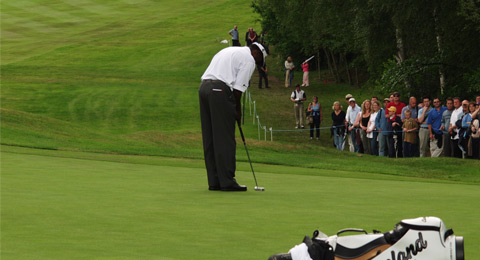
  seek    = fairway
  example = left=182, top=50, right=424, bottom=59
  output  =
left=2, top=147, right=479, bottom=259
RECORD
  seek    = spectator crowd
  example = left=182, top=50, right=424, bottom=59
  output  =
left=330, top=93, right=480, bottom=159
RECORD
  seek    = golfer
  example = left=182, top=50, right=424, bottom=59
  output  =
left=199, top=42, right=267, bottom=191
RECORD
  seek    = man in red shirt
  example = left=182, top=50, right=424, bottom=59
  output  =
left=386, top=92, right=406, bottom=117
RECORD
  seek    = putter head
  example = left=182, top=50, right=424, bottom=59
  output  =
left=254, top=186, right=265, bottom=191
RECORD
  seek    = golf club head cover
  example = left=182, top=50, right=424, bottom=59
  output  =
left=302, top=236, right=334, bottom=260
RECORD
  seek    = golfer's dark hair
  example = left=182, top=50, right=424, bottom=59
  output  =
left=422, top=96, right=431, bottom=101
left=446, top=97, right=453, bottom=102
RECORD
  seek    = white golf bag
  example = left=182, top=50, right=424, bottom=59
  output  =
left=269, top=217, right=464, bottom=260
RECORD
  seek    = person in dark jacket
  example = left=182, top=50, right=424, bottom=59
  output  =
left=386, top=106, right=403, bottom=158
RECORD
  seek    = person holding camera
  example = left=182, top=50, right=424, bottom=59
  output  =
left=307, top=96, right=322, bottom=140
left=291, top=84, right=306, bottom=129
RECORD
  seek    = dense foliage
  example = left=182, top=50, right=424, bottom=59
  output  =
left=252, top=0, right=480, bottom=99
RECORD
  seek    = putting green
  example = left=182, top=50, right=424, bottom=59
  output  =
left=2, top=148, right=479, bottom=259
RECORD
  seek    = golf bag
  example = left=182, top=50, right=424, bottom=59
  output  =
left=268, top=217, right=464, bottom=260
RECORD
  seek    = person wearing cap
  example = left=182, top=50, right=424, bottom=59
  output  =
left=285, top=56, right=295, bottom=87
left=386, top=92, right=406, bottom=117
left=344, top=94, right=354, bottom=152
left=386, top=106, right=403, bottom=158
left=199, top=42, right=267, bottom=191
left=418, top=97, right=432, bottom=157
left=345, top=97, right=361, bottom=153
left=345, top=94, right=353, bottom=102
left=291, top=84, right=307, bottom=128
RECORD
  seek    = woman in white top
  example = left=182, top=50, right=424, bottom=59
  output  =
left=367, top=100, right=381, bottom=155
left=356, top=100, right=372, bottom=154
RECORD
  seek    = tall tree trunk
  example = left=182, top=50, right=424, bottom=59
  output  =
left=434, top=7, right=446, bottom=95
left=342, top=53, right=352, bottom=85
left=395, top=27, right=411, bottom=89
left=395, top=28, right=406, bottom=63
left=317, top=49, right=321, bottom=79
left=323, top=48, right=334, bottom=77
left=330, top=50, right=340, bottom=82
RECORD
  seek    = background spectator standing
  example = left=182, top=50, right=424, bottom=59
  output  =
left=346, top=98, right=361, bottom=153
left=401, top=97, right=418, bottom=121
left=386, top=106, right=403, bottom=158
left=441, top=98, right=454, bottom=157
left=331, top=101, right=346, bottom=150
left=307, top=96, right=322, bottom=140
left=457, top=100, right=470, bottom=156
left=403, top=110, right=419, bottom=157
left=367, top=100, right=381, bottom=155
left=359, top=100, right=372, bottom=155
left=290, top=84, right=306, bottom=129
left=401, top=96, right=419, bottom=157
left=345, top=94, right=354, bottom=152
left=376, top=98, right=390, bottom=156
left=449, top=98, right=464, bottom=158
left=460, top=101, right=476, bottom=157
left=427, top=98, right=447, bottom=157
left=386, top=92, right=405, bottom=157
left=418, top=97, right=432, bottom=157
left=469, top=111, right=480, bottom=159
left=245, top=28, right=257, bottom=46
left=301, top=61, right=309, bottom=87
left=229, top=25, right=240, bottom=46
left=386, top=92, right=406, bottom=117
left=257, top=63, right=269, bottom=89
left=285, top=57, right=294, bottom=87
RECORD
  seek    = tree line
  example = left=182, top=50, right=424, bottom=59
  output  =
left=252, top=0, right=480, bottom=99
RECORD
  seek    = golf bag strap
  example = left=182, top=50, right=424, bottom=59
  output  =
left=337, top=228, right=368, bottom=236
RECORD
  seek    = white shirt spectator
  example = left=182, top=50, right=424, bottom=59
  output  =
left=346, top=104, right=361, bottom=125
left=290, top=89, right=306, bottom=104
left=367, top=111, right=379, bottom=138
left=201, top=47, right=255, bottom=93
left=449, top=106, right=464, bottom=140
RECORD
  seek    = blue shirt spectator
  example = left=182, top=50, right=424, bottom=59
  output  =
left=418, top=106, right=432, bottom=128
left=375, top=107, right=388, bottom=136
left=427, top=106, right=447, bottom=134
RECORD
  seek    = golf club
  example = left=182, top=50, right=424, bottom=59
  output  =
left=237, top=121, right=265, bottom=191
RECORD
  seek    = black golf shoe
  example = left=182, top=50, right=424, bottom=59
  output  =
left=221, top=183, right=247, bottom=191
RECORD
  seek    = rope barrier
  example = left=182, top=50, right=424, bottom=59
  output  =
left=243, top=90, right=453, bottom=141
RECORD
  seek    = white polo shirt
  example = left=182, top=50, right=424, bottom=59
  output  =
left=449, top=107, right=464, bottom=140
left=201, top=47, right=256, bottom=93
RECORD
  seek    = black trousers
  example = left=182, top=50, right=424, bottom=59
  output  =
left=232, top=40, right=240, bottom=46
left=258, top=69, right=268, bottom=88
left=199, top=80, right=238, bottom=188
left=452, top=139, right=462, bottom=158
left=310, top=116, right=320, bottom=138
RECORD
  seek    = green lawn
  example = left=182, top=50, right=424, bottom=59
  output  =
left=1, top=0, right=480, bottom=259
left=2, top=146, right=479, bottom=259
